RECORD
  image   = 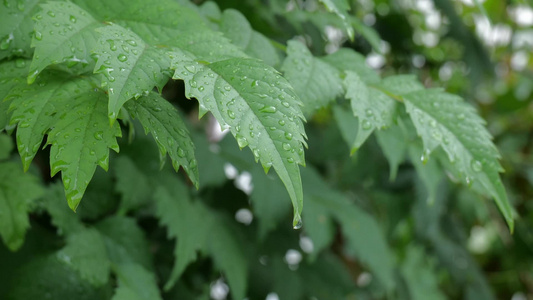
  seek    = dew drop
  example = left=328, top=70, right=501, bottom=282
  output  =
left=293, top=215, right=302, bottom=229
left=278, top=120, right=285, bottom=126
left=283, top=143, right=291, bottom=151
left=126, top=39, right=137, bottom=46
left=177, top=148, right=186, bottom=158
left=94, top=131, right=103, bottom=140
left=117, top=54, right=127, bottom=62
left=287, top=158, right=294, bottom=163
left=184, top=64, right=196, bottom=73
left=228, top=110, right=235, bottom=119
left=69, top=15, right=77, bottom=23
left=34, top=31, right=42, bottom=41
left=47, top=11, right=55, bottom=17
left=285, top=132, right=293, bottom=140
left=198, top=86, right=205, bottom=92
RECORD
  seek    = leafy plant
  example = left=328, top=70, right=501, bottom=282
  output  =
left=1, top=0, right=530, bottom=299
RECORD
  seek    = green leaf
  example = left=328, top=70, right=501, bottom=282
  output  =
left=56, top=228, right=110, bottom=286
left=0, top=0, right=40, bottom=60
left=171, top=56, right=307, bottom=227
left=191, top=130, right=226, bottom=188
left=113, top=156, right=151, bottom=214
left=0, top=161, right=43, bottom=251
left=155, top=184, right=209, bottom=290
left=0, top=59, right=30, bottom=130
left=0, top=133, right=13, bottom=160
left=281, top=40, right=343, bottom=116
left=28, top=1, right=102, bottom=83
left=250, top=167, right=291, bottom=239
left=220, top=9, right=279, bottom=66
left=46, top=81, right=121, bottom=211
left=7, top=254, right=112, bottom=300
left=318, top=0, right=355, bottom=39
left=93, top=24, right=172, bottom=122
left=403, top=89, right=514, bottom=231
left=332, top=105, right=358, bottom=150
left=43, top=183, right=85, bottom=236
left=205, top=219, right=248, bottom=300
left=378, top=74, right=425, bottom=96
left=322, top=48, right=380, bottom=84
left=112, top=263, right=162, bottom=300
left=408, top=143, right=444, bottom=204
left=76, top=0, right=244, bottom=63
left=401, top=245, right=446, bottom=300
left=95, top=216, right=152, bottom=270
left=344, top=71, right=396, bottom=152
left=155, top=182, right=248, bottom=297
left=301, top=167, right=396, bottom=291
left=9, top=72, right=74, bottom=171
left=375, top=124, right=408, bottom=181
left=351, top=17, right=383, bottom=53
left=124, top=93, right=199, bottom=187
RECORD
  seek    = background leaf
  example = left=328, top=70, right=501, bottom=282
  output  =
left=0, top=162, right=43, bottom=251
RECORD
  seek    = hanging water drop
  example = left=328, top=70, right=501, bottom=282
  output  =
left=293, top=215, right=302, bottom=229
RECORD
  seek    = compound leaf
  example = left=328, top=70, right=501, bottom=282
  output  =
left=56, top=228, right=110, bottom=286
left=0, top=161, right=43, bottom=251
left=403, top=89, right=514, bottom=231
left=171, top=56, right=307, bottom=227
left=282, top=40, right=343, bottom=117
left=28, top=1, right=102, bottom=83
left=124, top=93, right=199, bottom=187
left=93, top=24, right=172, bottom=122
